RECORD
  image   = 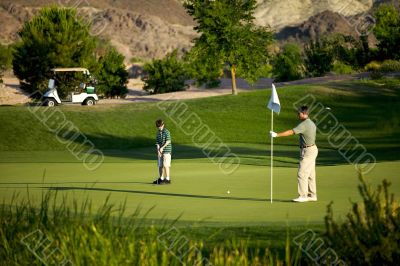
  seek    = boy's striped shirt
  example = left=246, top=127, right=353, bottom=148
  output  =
left=156, top=128, right=172, bottom=154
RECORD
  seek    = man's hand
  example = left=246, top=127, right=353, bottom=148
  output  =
left=270, top=131, right=278, bottom=138
left=159, top=147, right=164, bottom=153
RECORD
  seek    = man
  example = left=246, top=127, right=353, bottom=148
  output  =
left=270, top=105, right=318, bottom=202
left=153, top=119, right=172, bottom=185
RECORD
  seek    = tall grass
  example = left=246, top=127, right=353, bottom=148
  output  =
left=325, top=173, right=400, bottom=265
left=3, top=174, right=397, bottom=265
left=0, top=190, right=302, bottom=265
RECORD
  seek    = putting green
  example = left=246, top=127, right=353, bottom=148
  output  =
left=0, top=150, right=398, bottom=226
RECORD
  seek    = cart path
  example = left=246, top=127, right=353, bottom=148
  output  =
left=0, top=73, right=376, bottom=105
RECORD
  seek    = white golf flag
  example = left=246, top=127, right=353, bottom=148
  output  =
left=267, top=84, right=281, bottom=114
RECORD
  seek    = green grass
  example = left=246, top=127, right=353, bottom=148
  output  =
left=0, top=78, right=399, bottom=223
left=1, top=78, right=399, bottom=162
left=0, top=153, right=399, bottom=224
left=0, top=78, right=399, bottom=264
left=1, top=190, right=307, bottom=265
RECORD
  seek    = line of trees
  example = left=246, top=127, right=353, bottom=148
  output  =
left=2, top=2, right=400, bottom=96
left=143, top=2, right=400, bottom=93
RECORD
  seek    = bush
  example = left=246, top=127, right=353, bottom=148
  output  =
left=95, top=48, right=129, bottom=98
left=12, top=7, right=97, bottom=95
left=332, top=61, right=354, bottom=74
left=272, top=43, right=305, bottom=81
left=365, top=61, right=382, bottom=72
left=304, top=39, right=334, bottom=77
left=379, top=59, right=400, bottom=72
left=374, top=4, right=400, bottom=60
left=370, top=71, right=384, bottom=80
left=324, top=173, right=400, bottom=265
left=143, top=51, right=188, bottom=94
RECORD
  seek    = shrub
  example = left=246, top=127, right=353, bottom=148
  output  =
left=365, top=61, right=382, bottom=72
left=95, top=48, right=129, bottom=98
left=374, top=4, right=400, bottom=60
left=272, top=43, right=305, bottom=82
left=379, top=59, right=400, bottom=72
left=304, top=39, right=334, bottom=77
left=370, top=71, right=384, bottom=80
left=332, top=61, right=354, bottom=75
left=143, top=51, right=188, bottom=94
left=324, top=173, right=400, bottom=265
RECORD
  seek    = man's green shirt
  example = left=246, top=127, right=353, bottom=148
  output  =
left=293, top=118, right=316, bottom=147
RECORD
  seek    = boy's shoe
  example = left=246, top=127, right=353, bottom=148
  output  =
left=152, top=178, right=164, bottom=185
left=292, top=196, right=309, bottom=202
left=308, top=196, right=317, bottom=202
left=164, top=180, right=171, bottom=185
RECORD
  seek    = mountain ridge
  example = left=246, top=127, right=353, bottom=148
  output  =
left=0, top=0, right=390, bottom=60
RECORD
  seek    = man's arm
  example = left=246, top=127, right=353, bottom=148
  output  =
left=277, top=130, right=294, bottom=137
left=270, top=129, right=295, bottom=138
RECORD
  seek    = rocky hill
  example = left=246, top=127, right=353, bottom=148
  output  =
left=0, top=0, right=391, bottom=61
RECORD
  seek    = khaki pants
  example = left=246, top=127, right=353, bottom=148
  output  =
left=297, top=146, right=318, bottom=197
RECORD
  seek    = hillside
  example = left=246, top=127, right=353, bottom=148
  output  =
left=0, top=79, right=399, bottom=166
left=0, top=0, right=196, bottom=60
left=0, top=0, right=391, bottom=60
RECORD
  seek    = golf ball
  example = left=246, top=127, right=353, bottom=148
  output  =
left=325, top=107, right=331, bottom=110
left=227, top=190, right=230, bottom=194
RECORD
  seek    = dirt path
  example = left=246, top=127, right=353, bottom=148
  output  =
left=0, top=78, right=30, bottom=105
left=0, top=73, right=373, bottom=105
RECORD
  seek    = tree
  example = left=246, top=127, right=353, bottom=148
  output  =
left=184, top=0, right=274, bottom=95
left=374, top=4, right=400, bottom=60
left=272, top=43, right=305, bottom=82
left=95, top=48, right=129, bottom=98
left=12, top=7, right=97, bottom=95
left=304, top=39, right=334, bottom=77
left=143, top=51, right=188, bottom=94
left=184, top=43, right=223, bottom=88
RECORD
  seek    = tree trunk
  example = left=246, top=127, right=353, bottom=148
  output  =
left=231, top=66, right=237, bottom=95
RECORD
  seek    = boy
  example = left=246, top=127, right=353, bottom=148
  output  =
left=153, top=119, right=172, bottom=185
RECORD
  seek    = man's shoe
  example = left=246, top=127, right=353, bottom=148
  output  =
left=152, top=178, right=164, bottom=185
left=293, top=196, right=309, bottom=202
left=308, top=196, right=317, bottom=202
left=164, top=180, right=171, bottom=185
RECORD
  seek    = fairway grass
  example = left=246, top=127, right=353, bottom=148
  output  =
left=1, top=78, right=400, bottom=225
left=1, top=79, right=399, bottom=264
left=0, top=150, right=399, bottom=225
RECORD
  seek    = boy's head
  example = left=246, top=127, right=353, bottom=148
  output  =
left=155, top=119, right=164, bottom=130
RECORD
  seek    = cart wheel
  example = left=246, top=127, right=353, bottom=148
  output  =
left=84, top=98, right=95, bottom=106
left=45, top=98, right=56, bottom=107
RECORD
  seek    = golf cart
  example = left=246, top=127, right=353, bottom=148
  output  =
left=43, top=68, right=98, bottom=106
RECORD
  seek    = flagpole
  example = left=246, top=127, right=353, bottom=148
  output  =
left=271, top=109, right=273, bottom=203
left=267, top=83, right=279, bottom=204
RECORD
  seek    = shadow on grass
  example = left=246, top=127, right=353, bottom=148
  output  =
left=0, top=181, right=150, bottom=185
left=56, top=131, right=349, bottom=167
left=45, top=186, right=293, bottom=203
